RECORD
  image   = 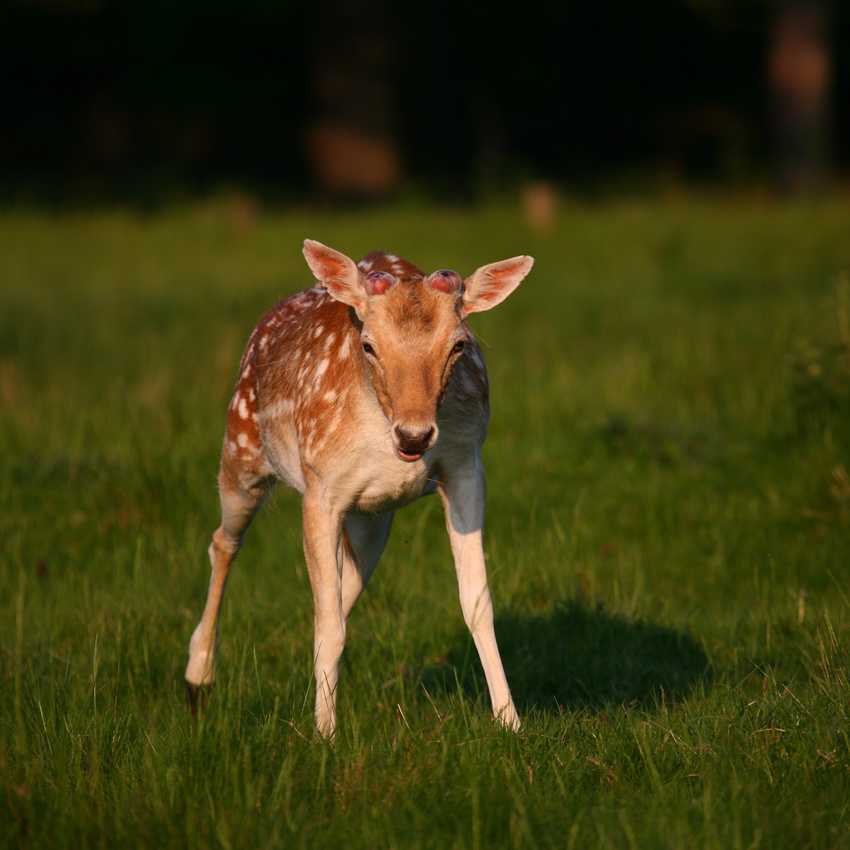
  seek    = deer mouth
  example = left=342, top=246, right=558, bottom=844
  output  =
left=396, top=448, right=423, bottom=462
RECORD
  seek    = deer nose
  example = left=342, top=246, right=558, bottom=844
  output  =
left=393, top=424, right=436, bottom=460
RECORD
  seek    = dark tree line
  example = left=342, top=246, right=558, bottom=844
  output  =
left=0, top=0, right=845, bottom=200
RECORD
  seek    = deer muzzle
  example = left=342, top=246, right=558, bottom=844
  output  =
left=393, top=423, right=437, bottom=461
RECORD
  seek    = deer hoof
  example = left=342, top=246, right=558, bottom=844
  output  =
left=184, top=680, right=210, bottom=716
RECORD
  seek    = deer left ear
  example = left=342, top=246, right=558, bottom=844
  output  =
left=462, top=255, right=534, bottom=315
left=302, top=239, right=366, bottom=315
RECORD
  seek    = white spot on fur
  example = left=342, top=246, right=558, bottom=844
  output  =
left=338, top=334, right=352, bottom=359
left=323, top=389, right=338, bottom=404
left=238, top=398, right=249, bottom=419
left=315, top=358, right=329, bottom=379
left=237, top=432, right=249, bottom=448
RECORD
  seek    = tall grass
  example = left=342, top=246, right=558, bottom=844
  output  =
left=1, top=196, right=849, bottom=848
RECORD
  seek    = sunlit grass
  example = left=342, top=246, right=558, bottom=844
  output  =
left=1, top=196, right=849, bottom=848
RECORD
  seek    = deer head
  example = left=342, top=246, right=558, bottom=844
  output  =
left=302, top=239, right=533, bottom=462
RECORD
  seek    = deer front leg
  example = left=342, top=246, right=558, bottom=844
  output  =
left=302, top=489, right=347, bottom=738
left=439, top=460, right=520, bottom=730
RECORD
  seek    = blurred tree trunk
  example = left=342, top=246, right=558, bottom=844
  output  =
left=306, top=0, right=402, bottom=199
left=768, top=0, right=832, bottom=194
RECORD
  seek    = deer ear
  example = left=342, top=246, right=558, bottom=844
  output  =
left=302, top=239, right=365, bottom=315
left=462, top=255, right=534, bottom=315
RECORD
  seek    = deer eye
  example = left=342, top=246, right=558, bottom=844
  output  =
left=452, top=340, right=466, bottom=356
left=362, top=341, right=375, bottom=356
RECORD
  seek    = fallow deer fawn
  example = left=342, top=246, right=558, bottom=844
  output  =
left=185, top=240, right=534, bottom=736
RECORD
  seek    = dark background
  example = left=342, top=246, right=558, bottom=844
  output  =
left=1, top=0, right=846, bottom=203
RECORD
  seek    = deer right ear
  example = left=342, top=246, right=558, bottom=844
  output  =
left=303, top=240, right=366, bottom=316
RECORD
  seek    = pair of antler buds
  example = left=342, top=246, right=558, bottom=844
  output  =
left=363, top=269, right=463, bottom=296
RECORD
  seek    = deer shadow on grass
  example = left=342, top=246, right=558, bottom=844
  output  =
left=420, top=598, right=711, bottom=716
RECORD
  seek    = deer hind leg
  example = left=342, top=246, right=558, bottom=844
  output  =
left=340, top=511, right=394, bottom=618
left=185, top=454, right=273, bottom=713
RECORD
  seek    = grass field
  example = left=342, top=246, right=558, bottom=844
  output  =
left=2, top=196, right=850, bottom=848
